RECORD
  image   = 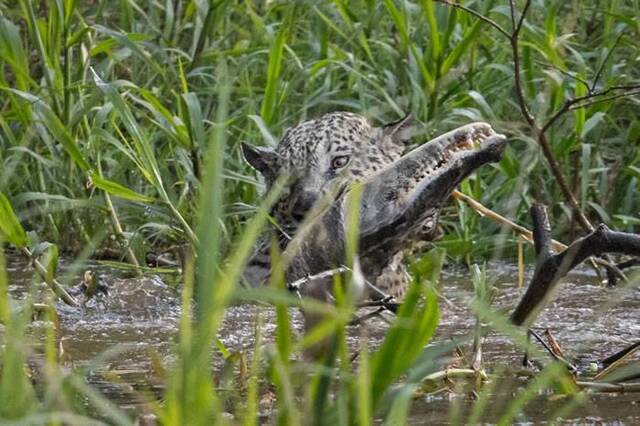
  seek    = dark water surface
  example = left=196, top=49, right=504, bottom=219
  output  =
left=3, top=256, right=639, bottom=424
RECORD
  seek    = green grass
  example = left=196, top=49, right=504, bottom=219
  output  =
left=0, top=0, right=639, bottom=424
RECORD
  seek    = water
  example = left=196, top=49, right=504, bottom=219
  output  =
left=2, top=256, right=639, bottom=423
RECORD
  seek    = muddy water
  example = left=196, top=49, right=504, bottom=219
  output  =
left=3, top=256, right=639, bottom=423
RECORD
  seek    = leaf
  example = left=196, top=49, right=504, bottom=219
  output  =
left=587, top=201, right=610, bottom=223
left=248, top=115, right=277, bottom=147
left=384, top=0, right=434, bottom=91
left=370, top=273, right=441, bottom=406
left=440, top=20, right=481, bottom=75
left=182, top=92, right=206, bottom=149
left=573, top=75, right=587, bottom=137
left=260, top=22, right=287, bottom=126
left=0, top=192, right=28, bottom=248
left=90, top=172, right=155, bottom=203
left=627, top=121, right=640, bottom=143
left=410, top=247, right=446, bottom=284
left=7, top=89, right=91, bottom=171
left=581, top=112, right=605, bottom=138
left=468, top=90, right=496, bottom=119
left=0, top=16, right=30, bottom=90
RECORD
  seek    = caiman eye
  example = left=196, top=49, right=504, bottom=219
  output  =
left=331, top=155, right=350, bottom=169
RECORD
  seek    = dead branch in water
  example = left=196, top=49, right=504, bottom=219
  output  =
left=451, top=190, right=628, bottom=276
left=510, top=204, right=640, bottom=327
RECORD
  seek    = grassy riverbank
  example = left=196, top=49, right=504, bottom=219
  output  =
left=1, top=0, right=639, bottom=423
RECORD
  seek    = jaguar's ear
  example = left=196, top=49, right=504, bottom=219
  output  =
left=382, top=113, right=414, bottom=145
left=241, top=143, right=279, bottom=176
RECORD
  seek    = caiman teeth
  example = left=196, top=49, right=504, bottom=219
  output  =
left=449, top=124, right=496, bottom=153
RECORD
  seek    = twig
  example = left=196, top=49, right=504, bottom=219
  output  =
left=542, top=85, right=640, bottom=135
left=569, top=89, right=640, bottom=111
left=575, top=381, right=640, bottom=393
left=452, top=190, right=620, bottom=275
left=349, top=307, right=386, bottom=326
left=433, top=0, right=511, bottom=39
left=452, top=190, right=566, bottom=251
left=591, top=31, right=625, bottom=92
left=287, top=267, right=348, bottom=292
left=22, top=248, right=78, bottom=307
left=103, top=191, right=140, bottom=268
left=423, top=368, right=488, bottom=383
left=509, top=0, right=535, bottom=125
left=356, top=298, right=400, bottom=310
left=435, top=0, right=592, bottom=232
left=594, top=341, right=640, bottom=381
left=531, top=204, right=553, bottom=261
left=436, top=0, right=639, bottom=239
left=606, top=258, right=640, bottom=287
left=527, top=328, right=576, bottom=372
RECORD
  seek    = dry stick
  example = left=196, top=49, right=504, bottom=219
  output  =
left=433, top=0, right=511, bottom=38
left=287, top=266, right=348, bottom=293
left=21, top=247, right=78, bottom=307
left=527, top=329, right=576, bottom=371
left=593, top=341, right=640, bottom=381
left=508, top=0, right=594, bottom=234
left=452, top=190, right=566, bottom=251
left=423, top=368, right=488, bottom=383
left=575, top=382, right=640, bottom=393
left=541, top=85, right=640, bottom=135
left=590, top=31, right=626, bottom=93
left=436, top=0, right=590, bottom=231
left=510, top=204, right=640, bottom=327
left=452, top=190, right=617, bottom=275
left=103, top=191, right=140, bottom=268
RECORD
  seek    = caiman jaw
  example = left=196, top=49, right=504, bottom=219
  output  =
left=359, top=122, right=507, bottom=265
left=411, top=123, right=507, bottom=206
left=419, top=122, right=504, bottom=180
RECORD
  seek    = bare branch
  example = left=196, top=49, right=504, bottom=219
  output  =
left=287, top=266, right=348, bottom=292
left=514, top=0, right=531, bottom=35
left=433, top=0, right=511, bottom=39
left=542, top=84, right=640, bottom=135
left=452, top=190, right=567, bottom=252
left=509, top=0, right=535, bottom=125
left=569, top=89, right=640, bottom=111
left=530, top=204, right=552, bottom=261
left=591, top=31, right=626, bottom=93
left=22, top=247, right=78, bottom=307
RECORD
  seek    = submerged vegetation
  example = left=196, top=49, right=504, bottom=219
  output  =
left=0, top=0, right=639, bottom=424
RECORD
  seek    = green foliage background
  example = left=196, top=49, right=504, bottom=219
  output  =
left=0, top=0, right=638, bottom=261
left=0, top=0, right=638, bottom=424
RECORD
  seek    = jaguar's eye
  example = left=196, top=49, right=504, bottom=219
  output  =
left=331, top=155, right=350, bottom=169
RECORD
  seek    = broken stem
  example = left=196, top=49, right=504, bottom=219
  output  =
left=452, top=190, right=566, bottom=251
left=21, top=247, right=78, bottom=307
left=452, top=190, right=622, bottom=275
